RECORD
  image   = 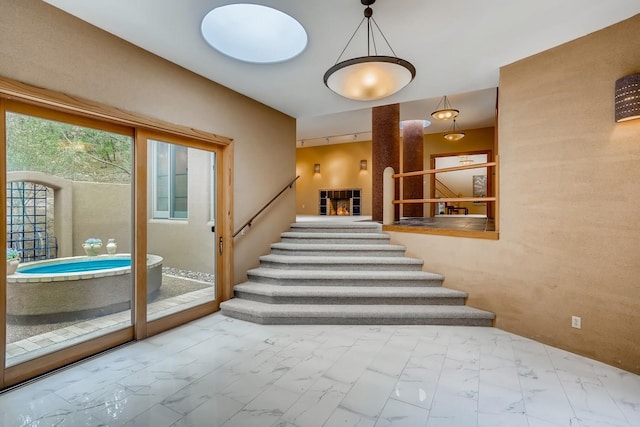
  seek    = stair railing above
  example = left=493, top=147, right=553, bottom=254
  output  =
left=385, top=156, right=500, bottom=233
left=233, top=175, right=300, bottom=238
left=435, top=178, right=459, bottom=199
left=392, top=159, right=498, bottom=207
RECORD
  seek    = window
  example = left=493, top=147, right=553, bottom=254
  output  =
left=152, top=141, right=188, bottom=219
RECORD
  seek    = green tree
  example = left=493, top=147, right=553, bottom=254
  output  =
left=6, top=112, right=132, bottom=183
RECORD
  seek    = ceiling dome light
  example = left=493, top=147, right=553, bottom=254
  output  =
left=444, top=118, right=465, bottom=141
left=431, top=95, right=459, bottom=121
left=201, top=4, right=307, bottom=63
left=324, top=0, right=416, bottom=101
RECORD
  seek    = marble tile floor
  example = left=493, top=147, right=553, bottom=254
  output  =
left=1, top=314, right=638, bottom=427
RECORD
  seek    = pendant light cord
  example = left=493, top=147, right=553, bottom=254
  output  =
left=333, top=3, right=398, bottom=63
left=334, top=16, right=367, bottom=64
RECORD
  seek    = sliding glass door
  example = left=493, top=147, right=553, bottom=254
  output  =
left=1, top=100, right=226, bottom=389
left=4, top=103, right=134, bottom=376
left=145, top=136, right=219, bottom=325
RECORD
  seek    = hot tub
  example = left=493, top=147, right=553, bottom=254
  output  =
left=6, top=254, right=163, bottom=324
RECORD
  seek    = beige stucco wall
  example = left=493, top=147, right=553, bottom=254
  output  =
left=296, top=142, right=373, bottom=216
left=388, top=14, right=640, bottom=373
left=72, top=182, right=131, bottom=257
left=0, top=0, right=296, bottom=284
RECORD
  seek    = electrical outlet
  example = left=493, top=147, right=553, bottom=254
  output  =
left=571, top=316, right=581, bottom=329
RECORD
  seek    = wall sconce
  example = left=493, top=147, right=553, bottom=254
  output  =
left=615, top=73, right=640, bottom=122
left=360, top=159, right=367, bottom=171
left=314, top=163, right=320, bottom=174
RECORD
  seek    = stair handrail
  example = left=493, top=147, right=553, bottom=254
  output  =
left=233, top=175, right=300, bottom=237
left=392, top=161, right=497, bottom=178
left=435, top=178, right=458, bottom=199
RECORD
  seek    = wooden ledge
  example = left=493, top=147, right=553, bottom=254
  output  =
left=382, top=224, right=499, bottom=240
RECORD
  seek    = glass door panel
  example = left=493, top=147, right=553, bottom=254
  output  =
left=146, top=139, right=217, bottom=321
left=5, top=110, right=133, bottom=367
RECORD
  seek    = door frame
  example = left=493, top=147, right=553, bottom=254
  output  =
left=0, top=77, right=233, bottom=389
left=135, top=129, right=232, bottom=339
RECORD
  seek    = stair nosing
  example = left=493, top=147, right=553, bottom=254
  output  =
left=247, top=268, right=444, bottom=280
left=234, top=283, right=466, bottom=297
left=290, top=222, right=380, bottom=227
left=271, top=243, right=406, bottom=250
left=259, top=254, right=423, bottom=264
left=221, top=299, right=495, bottom=318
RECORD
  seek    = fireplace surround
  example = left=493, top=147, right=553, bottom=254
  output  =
left=319, top=189, right=361, bottom=216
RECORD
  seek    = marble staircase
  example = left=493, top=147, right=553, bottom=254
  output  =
left=220, top=222, right=495, bottom=325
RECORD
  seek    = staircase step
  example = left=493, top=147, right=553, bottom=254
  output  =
left=280, top=231, right=390, bottom=245
left=220, top=299, right=495, bottom=326
left=270, top=242, right=407, bottom=257
left=290, top=222, right=381, bottom=234
left=247, top=268, right=444, bottom=287
left=259, top=254, right=424, bottom=271
left=234, top=283, right=467, bottom=305
left=223, top=220, right=496, bottom=328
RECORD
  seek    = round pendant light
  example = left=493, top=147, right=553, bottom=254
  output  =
left=431, top=95, right=459, bottom=121
left=444, top=118, right=465, bottom=141
left=324, top=0, right=416, bottom=101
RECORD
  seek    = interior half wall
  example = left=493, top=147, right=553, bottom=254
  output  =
left=388, top=14, right=640, bottom=373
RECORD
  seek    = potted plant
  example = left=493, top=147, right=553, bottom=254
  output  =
left=6, top=248, right=20, bottom=275
left=82, top=238, right=102, bottom=256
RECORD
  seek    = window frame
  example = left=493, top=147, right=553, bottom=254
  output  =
left=151, top=141, right=189, bottom=219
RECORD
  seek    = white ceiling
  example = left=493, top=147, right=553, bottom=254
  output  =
left=43, top=0, right=640, bottom=146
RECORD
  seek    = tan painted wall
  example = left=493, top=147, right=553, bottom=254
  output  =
left=296, top=142, right=372, bottom=216
left=0, top=0, right=296, bottom=284
left=388, top=15, right=640, bottom=373
left=423, top=127, right=495, bottom=159
left=72, top=182, right=131, bottom=256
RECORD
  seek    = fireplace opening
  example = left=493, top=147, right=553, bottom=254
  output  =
left=329, top=198, right=351, bottom=216
left=319, top=189, right=361, bottom=216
